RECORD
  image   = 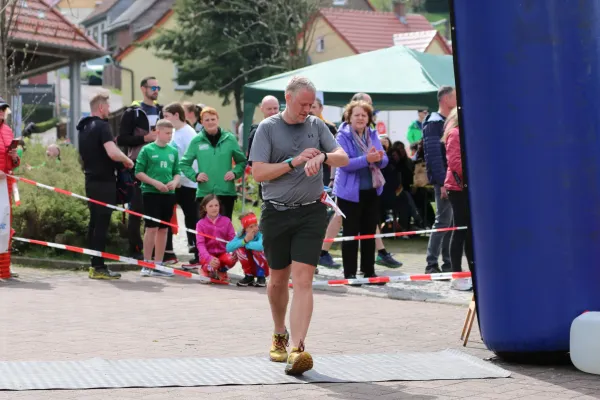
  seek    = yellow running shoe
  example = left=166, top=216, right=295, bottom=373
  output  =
left=285, top=341, right=313, bottom=375
left=269, top=330, right=289, bottom=362
left=89, top=267, right=121, bottom=280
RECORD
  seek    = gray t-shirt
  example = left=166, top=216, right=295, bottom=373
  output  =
left=249, top=113, right=339, bottom=204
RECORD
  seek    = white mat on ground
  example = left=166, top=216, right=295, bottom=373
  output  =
left=0, top=349, right=510, bottom=390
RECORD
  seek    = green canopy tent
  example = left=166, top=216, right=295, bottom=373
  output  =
left=242, top=45, right=455, bottom=149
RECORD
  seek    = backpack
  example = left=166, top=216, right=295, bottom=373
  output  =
left=116, top=167, right=134, bottom=205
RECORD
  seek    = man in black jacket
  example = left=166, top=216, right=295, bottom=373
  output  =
left=79, top=93, right=133, bottom=279
left=117, top=77, right=163, bottom=259
left=422, top=85, right=457, bottom=274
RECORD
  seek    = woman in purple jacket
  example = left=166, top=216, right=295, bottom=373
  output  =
left=334, top=101, right=388, bottom=280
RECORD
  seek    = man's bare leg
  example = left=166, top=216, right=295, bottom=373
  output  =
left=376, top=226, right=385, bottom=251
left=289, top=261, right=316, bottom=347
left=321, top=214, right=342, bottom=252
left=268, top=265, right=291, bottom=333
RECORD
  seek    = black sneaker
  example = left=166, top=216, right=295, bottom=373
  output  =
left=89, top=267, right=121, bottom=280
left=237, top=275, right=255, bottom=287
left=425, top=265, right=442, bottom=274
left=346, top=275, right=362, bottom=287
left=129, top=251, right=144, bottom=261
left=256, top=276, right=266, bottom=287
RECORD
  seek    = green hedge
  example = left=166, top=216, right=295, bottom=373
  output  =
left=12, top=142, right=127, bottom=258
left=22, top=104, right=55, bottom=124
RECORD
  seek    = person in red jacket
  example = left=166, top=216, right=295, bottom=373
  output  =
left=442, top=107, right=473, bottom=276
left=0, top=98, right=21, bottom=279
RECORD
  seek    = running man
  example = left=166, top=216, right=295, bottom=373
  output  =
left=250, top=76, right=348, bottom=375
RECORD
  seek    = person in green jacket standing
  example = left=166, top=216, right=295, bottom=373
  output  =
left=180, top=106, right=247, bottom=220
left=406, top=109, right=428, bottom=145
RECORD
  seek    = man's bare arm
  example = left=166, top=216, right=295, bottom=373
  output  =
left=252, top=161, right=291, bottom=183
left=252, top=148, right=321, bottom=182
left=325, top=147, right=349, bottom=167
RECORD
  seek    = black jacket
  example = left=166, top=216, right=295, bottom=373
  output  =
left=77, top=116, right=118, bottom=181
left=422, top=112, right=447, bottom=185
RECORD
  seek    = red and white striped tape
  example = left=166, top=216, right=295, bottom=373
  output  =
left=13, top=236, right=470, bottom=288
left=10, top=175, right=468, bottom=244
left=324, top=226, right=467, bottom=242
left=9, top=175, right=228, bottom=243
left=11, top=236, right=229, bottom=284
left=290, top=271, right=472, bottom=287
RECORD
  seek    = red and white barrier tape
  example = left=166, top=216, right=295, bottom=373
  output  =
left=9, top=175, right=228, bottom=243
left=10, top=175, right=467, bottom=244
left=12, top=236, right=230, bottom=284
left=290, top=271, right=472, bottom=287
left=324, top=226, right=467, bottom=243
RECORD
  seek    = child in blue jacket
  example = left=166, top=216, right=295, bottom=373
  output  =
left=226, top=212, right=269, bottom=287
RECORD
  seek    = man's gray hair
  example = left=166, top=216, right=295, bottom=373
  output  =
left=351, top=92, right=369, bottom=102
left=285, top=76, right=316, bottom=96
left=437, top=86, right=455, bottom=103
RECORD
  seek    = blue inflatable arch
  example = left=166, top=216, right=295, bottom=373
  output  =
left=450, top=0, right=600, bottom=355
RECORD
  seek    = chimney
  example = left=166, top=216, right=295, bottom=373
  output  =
left=393, top=0, right=408, bottom=25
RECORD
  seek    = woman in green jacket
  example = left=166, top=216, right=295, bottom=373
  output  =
left=180, top=106, right=247, bottom=220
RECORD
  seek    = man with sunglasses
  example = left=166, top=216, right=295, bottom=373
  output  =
left=117, top=76, right=164, bottom=260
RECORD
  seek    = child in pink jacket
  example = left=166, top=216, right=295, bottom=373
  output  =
left=196, top=194, right=236, bottom=282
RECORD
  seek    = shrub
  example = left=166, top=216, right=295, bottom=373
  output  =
left=22, top=104, right=55, bottom=124
left=12, top=142, right=126, bottom=257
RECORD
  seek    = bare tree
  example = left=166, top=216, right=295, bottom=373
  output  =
left=0, top=0, right=19, bottom=98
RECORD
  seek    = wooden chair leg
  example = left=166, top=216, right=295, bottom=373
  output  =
left=461, top=294, right=477, bottom=346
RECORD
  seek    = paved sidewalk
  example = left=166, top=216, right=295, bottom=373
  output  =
left=0, top=267, right=598, bottom=400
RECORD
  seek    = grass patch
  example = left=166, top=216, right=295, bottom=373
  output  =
left=109, top=87, right=122, bottom=96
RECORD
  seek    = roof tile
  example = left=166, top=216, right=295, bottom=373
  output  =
left=8, top=0, right=105, bottom=53
left=319, top=8, right=434, bottom=53
left=392, top=29, right=451, bottom=53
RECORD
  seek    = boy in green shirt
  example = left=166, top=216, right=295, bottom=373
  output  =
left=135, top=119, right=181, bottom=277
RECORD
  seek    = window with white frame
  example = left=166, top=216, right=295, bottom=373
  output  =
left=174, top=65, right=194, bottom=91
left=316, top=36, right=325, bottom=53
left=333, top=0, right=347, bottom=5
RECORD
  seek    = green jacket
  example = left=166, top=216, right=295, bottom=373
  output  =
left=407, top=120, right=423, bottom=144
left=180, top=128, right=247, bottom=198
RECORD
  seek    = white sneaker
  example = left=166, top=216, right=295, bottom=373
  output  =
left=149, top=268, right=174, bottom=278
left=140, top=268, right=152, bottom=277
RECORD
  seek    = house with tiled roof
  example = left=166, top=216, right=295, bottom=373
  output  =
left=80, top=0, right=134, bottom=49
left=393, top=30, right=452, bottom=54
left=306, top=2, right=446, bottom=65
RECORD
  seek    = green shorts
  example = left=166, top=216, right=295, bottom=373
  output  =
left=259, top=201, right=328, bottom=270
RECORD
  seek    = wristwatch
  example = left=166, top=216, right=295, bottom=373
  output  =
left=286, top=158, right=294, bottom=169
left=321, top=152, right=328, bottom=163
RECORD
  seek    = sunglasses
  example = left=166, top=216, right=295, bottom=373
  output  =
left=146, top=85, right=161, bottom=92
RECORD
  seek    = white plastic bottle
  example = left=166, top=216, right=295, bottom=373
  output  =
left=570, top=311, right=600, bottom=375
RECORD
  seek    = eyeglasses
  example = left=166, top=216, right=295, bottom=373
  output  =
left=146, top=85, right=161, bottom=92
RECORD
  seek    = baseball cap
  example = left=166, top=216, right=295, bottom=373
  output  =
left=0, top=97, right=9, bottom=109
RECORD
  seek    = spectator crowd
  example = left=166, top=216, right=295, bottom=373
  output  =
left=0, top=76, right=473, bottom=292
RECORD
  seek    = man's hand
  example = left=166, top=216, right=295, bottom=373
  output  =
left=166, top=180, right=177, bottom=191
left=209, top=257, right=220, bottom=270
left=292, top=148, right=320, bottom=167
left=197, top=173, right=209, bottom=183
left=366, top=147, right=382, bottom=163
left=440, top=186, right=448, bottom=199
left=154, top=181, right=169, bottom=192
left=224, top=171, right=235, bottom=181
left=304, top=153, right=325, bottom=177
left=123, top=157, right=134, bottom=169
left=144, top=131, right=157, bottom=142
